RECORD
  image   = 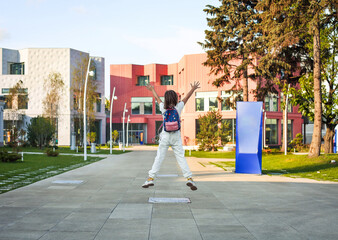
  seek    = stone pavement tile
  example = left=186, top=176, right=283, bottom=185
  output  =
left=198, top=225, right=255, bottom=240
left=119, top=193, right=154, bottom=204
left=4, top=222, right=57, bottom=231
left=0, top=229, right=46, bottom=240
left=245, top=223, right=306, bottom=240
left=150, top=219, right=202, bottom=240
left=191, top=208, right=233, bottom=219
left=63, top=211, right=110, bottom=222
left=95, top=219, right=150, bottom=240
left=50, top=218, right=106, bottom=232
left=39, top=231, right=97, bottom=240
left=109, top=203, right=152, bottom=220
left=194, top=217, right=242, bottom=226
left=0, top=207, right=35, bottom=224
left=231, top=208, right=283, bottom=225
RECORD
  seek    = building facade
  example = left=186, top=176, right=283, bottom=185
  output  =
left=110, top=53, right=303, bottom=147
left=0, top=48, right=106, bottom=146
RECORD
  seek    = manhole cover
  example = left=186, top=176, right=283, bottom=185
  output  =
left=52, top=180, right=84, bottom=184
left=148, top=197, right=191, bottom=203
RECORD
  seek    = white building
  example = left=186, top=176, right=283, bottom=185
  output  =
left=0, top=48, right=106, bottom=146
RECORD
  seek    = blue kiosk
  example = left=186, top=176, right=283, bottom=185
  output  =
left=235, top=102, right=263, bottom=174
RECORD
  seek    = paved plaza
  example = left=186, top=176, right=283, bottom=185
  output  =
left=0, top=148, right=337, bottom=240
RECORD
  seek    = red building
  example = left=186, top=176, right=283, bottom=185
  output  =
left=109, top=53, right=303, bottom=147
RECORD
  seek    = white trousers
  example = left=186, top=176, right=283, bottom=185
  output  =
left=148, top=131, right=192, bottom=179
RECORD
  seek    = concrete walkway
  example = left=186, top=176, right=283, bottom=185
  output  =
left=0, top=149, right=337, bottom=240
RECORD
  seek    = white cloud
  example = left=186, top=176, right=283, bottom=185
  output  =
left=0, top=28, right=9, bottom=41
left=123, top=26, right=205, bottom=63
left=71, top=6, right=88, bottom=15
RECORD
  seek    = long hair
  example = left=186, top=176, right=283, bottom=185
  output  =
left=164, top=90, right=178, bottom=109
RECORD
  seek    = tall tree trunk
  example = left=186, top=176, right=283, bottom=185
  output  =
left=243, top=62, right=249, bottom=102
left=309, top=14, right=322, bottom=157
left=324, top=125, right=335, bottom=154
left=281, top=94, right=287, bottom=152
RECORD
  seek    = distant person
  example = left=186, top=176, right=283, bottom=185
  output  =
left=142, top=81, right=200, bottom=191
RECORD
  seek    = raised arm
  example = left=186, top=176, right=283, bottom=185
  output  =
left=182, top=81, right=200, bottom=105
left=146, top=84, right=162, bottom=104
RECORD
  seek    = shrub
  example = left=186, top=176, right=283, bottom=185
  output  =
left=0, top=149, right=21, bottom=162
left=45, top=148, right=59, bottom=157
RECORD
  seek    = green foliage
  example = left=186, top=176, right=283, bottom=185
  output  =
left=112, top=130, right=119, bottom=143
left=87, top=132, right=96, bottom=143
left=196, top=111, right=227, bottom=151
left=289, top=133, right=304, bottom=152
left=27, top=116, right=55, bottom=148
left=0, top=149, right=21, bottom=162
left=45, top=148, right=59, bottom=157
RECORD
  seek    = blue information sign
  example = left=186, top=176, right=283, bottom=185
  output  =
left=235, top=102, right=263, bottom=174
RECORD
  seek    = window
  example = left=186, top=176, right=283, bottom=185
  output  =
left=155, top=97, right=165, bottom=114
left=137, top=76, right=149, bottom=86
left=18, top=95, right=28, bottom=109
left=280, top=93, right=293, bottom=112
left=222, top=119, right=236, bottom=143
left=96, top=93, right=101, bottom=112
left=4, top=96, right=11, bottom=109
left=195, top=119, right=201, bottom=138
left=221, top=91, right=242, bottom=111
left=9, top=63, right=25, bottom=75
left=281, top=120, right=293, bottom=142
left=131, top=97, right=153, bottom=115
left=195, top=91, right=218, bottom=112
left=265, top=119, right=278, bottom=144
left=264, top=94, right=278, bottom=112
left=161, top=75, right=173, bottom=85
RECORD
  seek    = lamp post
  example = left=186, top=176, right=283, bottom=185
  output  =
left=83, top=57, right=94, bottom=161
left=284, top=84, right=290, bottom=156
left=126, top=115, right=130, bottom=147
left=110, top=87, right=118, bottom=154
left=122, top=103, right=128, bottom=152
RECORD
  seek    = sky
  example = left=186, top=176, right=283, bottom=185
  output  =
left=0, top=0, right=220, bottom=98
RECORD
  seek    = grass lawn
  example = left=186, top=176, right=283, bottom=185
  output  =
left=3, top=146, right=130, bottom=155
left=0, top=154, right=104, bottom=194
left=189, top=151, right=338, bottom=182
left=185, top=150, right=236, bottom=159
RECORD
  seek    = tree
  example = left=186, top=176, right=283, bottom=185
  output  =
left=256, top=0, right=337, bottom=157
left=5, top=80, right=28, bottom=146
left=112, top=130, right=119, bottom=144
left=71, top=54, right=98, bottom=146
left=42, top=72, right=65, bottom=144
left=200, top=0, right=261, bottom=102
left=291, top=22, right=338, bottom=153
left=27, top=116, right=55, bottom=148
left=196, top=110, right=227, bottom=151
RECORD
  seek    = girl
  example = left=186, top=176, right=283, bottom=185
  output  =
left=142, top=81, right=200, bottom=191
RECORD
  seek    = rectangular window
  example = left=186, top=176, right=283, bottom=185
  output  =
left=18, top=95, right=28, bottom=109
left=131, top=97, right=153, bottom=115
left=222, top=119, right=236, bottom=143
left=155, top=97, right=165, bottom=114
left=161, top=75, right=173, bottom=85
left=209, top=97, right=217, bottom=111
left=281, top=120, right=293, bottom=142
left=195, top=119, right=201, bottom=138
left=4, top=95, right=12, bottom=109
left=137, top=76, right=149, bottom=86
left=195, top=91, right=218, bottom=112
left=96, top=93, right=101, bottom=112
left=264, top=94, right=278, bottom=112
left=266, top=119, right=278, bottom=145
left=9, top=62, right=25, bottom=75
left=280, top=93, right=293, bottom=112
